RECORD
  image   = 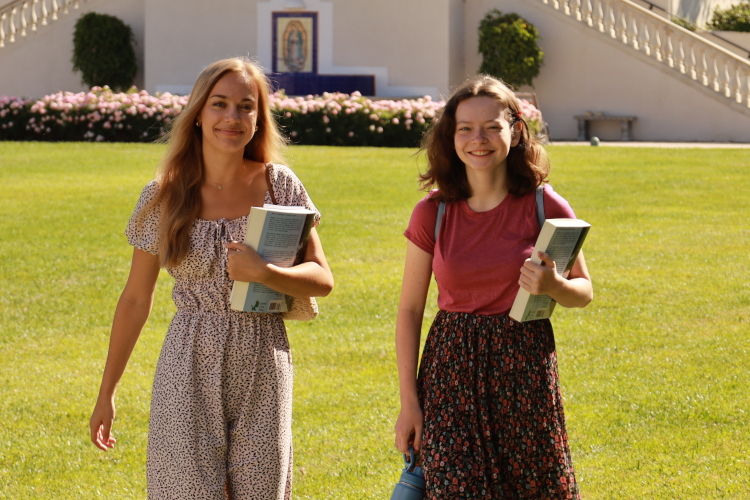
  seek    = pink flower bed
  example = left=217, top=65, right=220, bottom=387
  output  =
left=0, top=88, right=544, bottom=146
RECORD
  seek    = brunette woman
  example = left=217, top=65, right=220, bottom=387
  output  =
left=394, top=76, right=592, bottom=499
left=89, top=58, right=333, bottom=499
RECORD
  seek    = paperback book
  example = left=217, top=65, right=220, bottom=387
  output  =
left=509, top=218, right=591, bottom=322
left=229, top=205, right=315, bottom=313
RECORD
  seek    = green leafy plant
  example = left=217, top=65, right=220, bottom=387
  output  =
left=708, top=1, right=750, bottom=32
left=71, top=12, right=137, bottom=90
left=672, top=15, right=698, bottom=32
left=478, top=10, right=544, bottom=89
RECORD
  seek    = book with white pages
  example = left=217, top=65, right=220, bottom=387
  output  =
left=509, top=218, right=591, bottom=322
left=229, top=204, right=316, bottom=313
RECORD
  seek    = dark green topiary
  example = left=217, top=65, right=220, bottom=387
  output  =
left=672, top=15, right=698, bottom=32
left=71, top=12, right=137, bottom=90
left=708, top=1, right=750, bottom=32
left=478, top=10, right=544, bottom=89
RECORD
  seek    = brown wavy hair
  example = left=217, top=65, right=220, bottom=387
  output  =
left=419, top=75, right=549, bottom=203
left=147, top=58, right=287, bottom=268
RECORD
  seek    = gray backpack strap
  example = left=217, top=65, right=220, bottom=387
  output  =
left=535, top=184, right=545, bottom=230
left=434, top=201, right=446, bottom=242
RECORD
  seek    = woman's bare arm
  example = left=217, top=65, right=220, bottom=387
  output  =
left=394, top=241, right=433, bottom=454
left=90, top=248, right=160, bottom=451
left=519, top=249, right=593, bottom=308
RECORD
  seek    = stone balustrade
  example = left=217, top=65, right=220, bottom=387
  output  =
left=536, top=0, right=750, bottom=110
left=0, top=0, right=85, bottom=48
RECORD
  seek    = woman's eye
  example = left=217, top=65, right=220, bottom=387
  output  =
left=213, top=101, right=225, bottom=107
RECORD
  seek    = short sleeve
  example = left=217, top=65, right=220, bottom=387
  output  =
left=267, top=164, right=321, bottom=227
left=404, top=192, right=439, bottom=255
left=543, top=184, right=576, bottom=219
left=125, top=180, right=161, bottom=255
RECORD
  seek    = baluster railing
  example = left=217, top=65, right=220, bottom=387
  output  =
left=628, top=12, right=639, bottom=49
left=571, top=0, right=581, bottom=19
left=616, top=6, right=628, bottom=43
left=530, top=0, right=750, bottom=112
left=0, top=0, right=89, bottom=50
left=652, top=24, right=662, bottom=61
left=729, top=63, right=742, bottom=103
left=581, top=0, right=593, bottom=26
left=593, top=0, right=604, bottom=31
left=0, top=13, right=5, bottom=48
left=637, top=16, right=650, bottom=56
left=684, top=41, right=696, bottom=79
left=675, top=35, right=686, bottom=74
left=720, top=58, right=731, bottom=97
left=662, top=27, right=673, bottom=67
left=604, top=0, right=616, bottom=37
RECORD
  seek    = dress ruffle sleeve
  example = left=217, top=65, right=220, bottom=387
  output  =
left=125, top=180, right=162, bottom=255
left=268, top=164, right=321, bottom=227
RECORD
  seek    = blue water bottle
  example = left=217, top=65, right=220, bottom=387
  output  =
left=390, top=446, right=426, bottom=500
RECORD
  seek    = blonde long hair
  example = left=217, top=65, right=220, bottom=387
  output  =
left=419, top=75, right=549, bottom=203
left=152, top=57, right=287, bottom=267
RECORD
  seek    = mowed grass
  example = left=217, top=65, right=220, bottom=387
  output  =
left=0, top=142, right=748, bottom=499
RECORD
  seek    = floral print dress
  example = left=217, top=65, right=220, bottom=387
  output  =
left=125, top=164, right=320, bottom=500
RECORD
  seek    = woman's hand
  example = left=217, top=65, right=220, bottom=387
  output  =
left=519, top=250, right=593, bottom=308
left=90, top=395, right=117, bottom=452
left=394, top=400, right=424, bottom=455
left=519, top=251, right=562, bottom=296
left=225, top=241, right=271, bottom=283
left=224, top=229, right=333, bottom=298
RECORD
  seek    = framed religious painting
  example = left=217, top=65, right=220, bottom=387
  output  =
left=272, top=11, right=318, bottom=74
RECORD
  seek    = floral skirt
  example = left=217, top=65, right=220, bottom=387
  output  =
left=416, top=310, right=580, bottom=500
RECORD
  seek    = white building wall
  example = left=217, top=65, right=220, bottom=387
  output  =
left=144, top=0, right=262, bottom=95
left=464, top=0, right=750, bottom=142
left=0, top=0, right=145, bottom=97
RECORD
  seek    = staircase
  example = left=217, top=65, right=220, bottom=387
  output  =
left=530, top=0, right=750, bottom=116
left=0, top=0, right=87, bottom=48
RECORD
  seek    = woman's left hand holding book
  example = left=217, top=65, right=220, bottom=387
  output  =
left=225, top=227, right=334, bottom=299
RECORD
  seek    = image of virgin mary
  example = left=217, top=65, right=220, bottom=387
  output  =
left=283, top=21, right=307, bottom=73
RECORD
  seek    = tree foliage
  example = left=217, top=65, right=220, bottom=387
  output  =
left=478, top=10, right=544, bottom=89
left=71, top=13, right=137, bottom=90
left=708, top=1, right=750, bottom=32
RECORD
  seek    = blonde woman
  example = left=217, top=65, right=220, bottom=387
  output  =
left=89, top=58, right=333, bottom=499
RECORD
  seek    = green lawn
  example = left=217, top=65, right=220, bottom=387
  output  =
left=0, top=143, right=748, bottom=499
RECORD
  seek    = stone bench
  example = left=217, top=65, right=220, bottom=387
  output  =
left=575, top=114, right=637, bottom=141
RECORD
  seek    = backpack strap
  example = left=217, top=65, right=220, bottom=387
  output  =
left=535, top=184, right=545, bottom=230
left=265, top=163, right=278, bottom=205
left=434, top=200, right=446, bottom=243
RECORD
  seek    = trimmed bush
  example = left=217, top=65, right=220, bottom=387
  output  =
left=478, top=10, right=544, bottom=89
left=0, top=89, right=544, bottom=146
left=672, top=16, right=698, bottom=32
left=72, top=12, right=138, bottom=90
left=708, top=1, right=750, bottom=32
left=0, top=87, right=185, bottom=142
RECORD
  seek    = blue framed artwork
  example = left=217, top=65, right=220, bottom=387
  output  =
left=272, top=11, right=318, bottom=74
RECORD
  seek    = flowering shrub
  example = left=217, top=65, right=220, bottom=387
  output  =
left=1, top=88, right=544, bottom=146
left=271, top=91, right=443, bottom=147
left=0, top=87, right=187, bottom=142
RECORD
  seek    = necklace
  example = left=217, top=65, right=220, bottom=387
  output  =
left=205, top=163, right=247, bottom=190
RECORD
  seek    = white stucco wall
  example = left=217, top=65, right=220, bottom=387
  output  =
left=144, top=0, right=262, bottom=95
left=464, top=0, right=750, bottom=142
left=0, top=0, right=144, bottom=97
left=148, top=0, right=452, bottom=97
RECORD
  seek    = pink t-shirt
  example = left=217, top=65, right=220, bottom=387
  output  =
left=404, top=184, right=576, bottom=316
